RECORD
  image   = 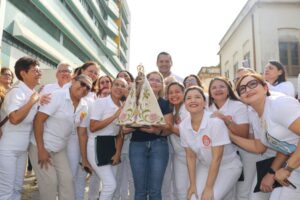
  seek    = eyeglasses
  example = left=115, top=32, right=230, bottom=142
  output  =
left=77, top=80, right=91, bottom=91
left=184, top=79, right=197, bottom=85
left=113, top=82, right=126, bottom=89
left=148, top=78, right=162, bottom=84
left=100, top=80, right=110, bottom=85
left=238, top=79, right=260, bottom=95
left=58, top=69, right=72, bottom=74
left=29, top=68, right=42, bottom=74
left=1, top=73, right=12, bottom=78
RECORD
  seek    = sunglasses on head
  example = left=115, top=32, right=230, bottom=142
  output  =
left=238, top=79, right=260, bottom=95
left=77, top=79, right=91, bottom=91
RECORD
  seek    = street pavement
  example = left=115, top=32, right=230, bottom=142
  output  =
left=21, top=174, right=89, bottom=200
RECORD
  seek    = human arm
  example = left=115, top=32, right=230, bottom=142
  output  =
left=33, top=112, right=51, bottom=170
left=229, top=132, right=267, bottom=154
left=260, top=152, right=288, bottom=192
left=275, top=117, right=300, bottom=185
left=185, top=147, right=199, bottom=200
left=201, top=145, right=223, bottom=200
left=111, top=130, right=124, bottom=165
left=9, top=92, right=39, bottom=124
left=213, top=112, right=249, bottom=138
left=77, top=127, right=92, bottom=172
left=90, top=106, right=122, bottom=132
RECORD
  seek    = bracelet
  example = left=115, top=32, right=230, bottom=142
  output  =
left=225, top=120, right=233, bottom=127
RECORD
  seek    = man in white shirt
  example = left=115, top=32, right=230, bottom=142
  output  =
left=157, top=51, right=180, bottom=200
left=39, top=62, right=72, bottom=94
left=156, top=52, right=183, bottom=83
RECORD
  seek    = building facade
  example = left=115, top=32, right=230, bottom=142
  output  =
left=198, top=66, right=221, bottom=90
left=219, top=0, right=300, bottom=85
left=0, top=0, right=130, bottom=84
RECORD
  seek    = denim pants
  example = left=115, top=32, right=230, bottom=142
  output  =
left=129, top=138, right=169, bottom=200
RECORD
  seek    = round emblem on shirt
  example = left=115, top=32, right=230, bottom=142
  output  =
left=202, top=135, right=211, bottom=147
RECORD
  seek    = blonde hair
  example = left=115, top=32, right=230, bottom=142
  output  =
left=146, top=71, right=165, bottom=98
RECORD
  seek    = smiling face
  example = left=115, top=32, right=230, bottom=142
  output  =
left=184, top=76, right=198, bottom=88
left=157, top=54, right=172, bottom=75
left=148, top=73, right=163, bottom=96
left=184, top=89, right=206, bottom=114
left=0, top=69, right=13, bottom=88
left=21, top=65, right=42, bottom=89
left=56, top=64, right=72, bottom=86
left=117, top=71, right=132, bottom=84
left=238, top=76, right=268, bottom=106
left=111, top=78, right=128, bottom=100
left=209, top=80, right=229, bottom=102
left=81, top=65, right=99, bottom=82
left=71, top=75, right=92, bottom=100
left=167, top=84, right=184, bottom=106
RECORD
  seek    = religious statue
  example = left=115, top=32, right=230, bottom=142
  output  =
left=117, top=65, right=166, bottom=127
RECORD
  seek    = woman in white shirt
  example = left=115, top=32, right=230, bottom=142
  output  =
left=180, top=86, right=242, bottom=200
left=207, top=77, right=250, bottom=199
left=89, top=78, right=128, bottom=200
left=0, top=57, right=41, bottom=200
left=113, top=70, right=135, bottom=200
left=233, top=73, right=300, bottom=199
left=29, top=74, right=91, bottom=200
left=263, top=61, right=295, bottom=97
left=167, top=81, right=190, bottom=200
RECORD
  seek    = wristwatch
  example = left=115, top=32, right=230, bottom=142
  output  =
left=283, top=162, right=295, bottom=173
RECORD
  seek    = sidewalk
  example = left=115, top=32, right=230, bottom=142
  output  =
left=21, top=175, right=89, bottom=200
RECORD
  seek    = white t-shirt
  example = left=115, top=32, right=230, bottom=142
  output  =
left=0, top=82, right=38, bottom=151
left=180, top=111, right=242, bottom=169
left=170, top=72, right=184, bottom=83
left=208, top=99, right=249, bottom=125
left=39, top=82, right=69, bottom=95
left=248, top=107, right=276, bottom=159
left=254, top=95, right=300, bottom=157
left=170, top=104, right=190, bottom=155
left=31, top=89, right=88, bottom=152
left=90, top=95, right=120, bottom=138
left=268, top=81, right=295, bottom=97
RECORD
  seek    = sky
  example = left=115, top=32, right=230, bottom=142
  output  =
left=126, top=0, right=248, bottom=77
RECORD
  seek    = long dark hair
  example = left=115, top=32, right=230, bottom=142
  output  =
left=268, top=61, right=287, bottom=85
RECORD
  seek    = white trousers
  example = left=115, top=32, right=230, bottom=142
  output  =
left=88, top=139, right=117, bottom=200
left=67, top=134, right=87, bottom=200
left=88, top=173, right=101, bottom=200
left=191, top=164, right=242, bottom=200
left=0, top=150, right=27, bottom=200
left=269, top=170, right=300, bottom=200
left=173, top=153, right=189, bottom=200
left=236, top=148, right=262, bottom=200
left=162, top=139, right=176, bottom=200
left=29, top=144, right=75, bottom=200
left=113, top=153, right=134, bottom=200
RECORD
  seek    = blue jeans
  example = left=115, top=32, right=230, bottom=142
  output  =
left=129, top=138, right=169, bottom=200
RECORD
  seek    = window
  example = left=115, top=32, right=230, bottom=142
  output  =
left=243, top=52, right=250, bottom=68
left=278, top=29, right=300, bottom=76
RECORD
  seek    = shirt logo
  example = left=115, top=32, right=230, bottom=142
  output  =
left=80, top=111, right=87, bottom=122
left=202, top=135, right=211, bottom=147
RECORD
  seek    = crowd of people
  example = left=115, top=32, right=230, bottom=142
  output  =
left=0, top=52, right=299, bottom=200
